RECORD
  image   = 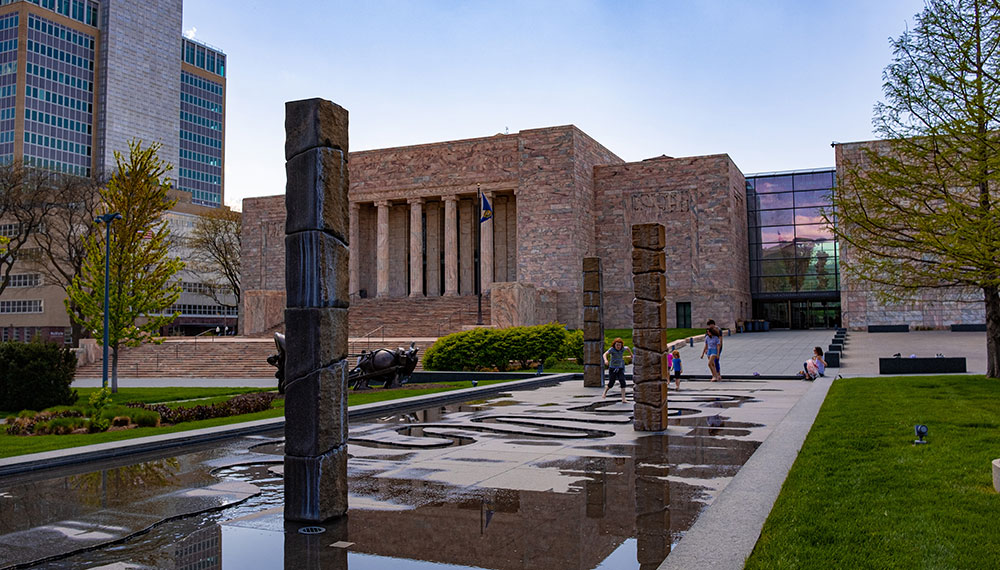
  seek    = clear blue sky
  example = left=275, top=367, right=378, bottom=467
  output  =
left=181, top=1, right=923, bottom=210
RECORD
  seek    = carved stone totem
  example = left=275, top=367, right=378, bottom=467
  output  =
left=631, top=223, right=669, bottom=431
left=582, top=257, right=604, bottom=387
left=283, top=98, right=350, bottom=522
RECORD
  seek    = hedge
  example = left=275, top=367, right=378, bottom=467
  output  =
left=423, top=323, right=580, bottom=372
left=0, top=341, right=77, bottom=412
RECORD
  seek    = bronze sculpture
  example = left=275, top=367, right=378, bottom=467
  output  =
left=349, top=342, right=419, bottom=390
left=266, top=332, right=418, bottom=391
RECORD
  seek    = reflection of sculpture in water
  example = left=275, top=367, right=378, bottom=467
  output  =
left=266, top=332, right=418, bottom=392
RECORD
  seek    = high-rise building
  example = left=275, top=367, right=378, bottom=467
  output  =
left=0, top=0, right=231, bottom=344
left=0, top=0, right=226, bottom=205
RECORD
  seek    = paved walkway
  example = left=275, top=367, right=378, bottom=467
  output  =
left=669, top=329, right=836, bottom=377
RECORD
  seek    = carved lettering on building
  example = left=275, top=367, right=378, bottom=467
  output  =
left=628, top=191, right=690, bottom=216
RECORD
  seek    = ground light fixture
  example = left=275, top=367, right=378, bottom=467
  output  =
left=914, top=424, right=929, bottom=444
left=95, top=212, right=122, bottom=389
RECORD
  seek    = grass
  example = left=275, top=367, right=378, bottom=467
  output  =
left=0, top=387, right=271, bottom=417
left=0, top=380, right=518, bottom=458
left=745, top=375, right=1000, bottom=569
left=603, top=327, right=704, bottom=350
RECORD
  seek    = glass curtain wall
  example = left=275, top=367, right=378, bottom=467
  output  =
left=746, top=169, right=840, bottom=328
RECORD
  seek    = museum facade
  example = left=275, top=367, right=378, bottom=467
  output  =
left=241, top=125, right=985, bottom=336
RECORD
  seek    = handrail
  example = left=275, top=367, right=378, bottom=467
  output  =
left=358, top=325, right=385, bottom=353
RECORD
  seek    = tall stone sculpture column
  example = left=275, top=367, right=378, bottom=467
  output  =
left=631, top=223, right=669, bottom=431
left=375, top=200, right=390, bottom=297
left=408, top=197, right=424, bottom=297
left=582, top=257, right=604, bottom=387
left=443, top=195, right=459, bottom=296
left=283, top=98, right=350, bottom=522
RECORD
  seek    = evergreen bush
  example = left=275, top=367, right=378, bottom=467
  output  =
left=0, top=341, right=77, bottom=412
left=423, top=323, right=576, bottom=371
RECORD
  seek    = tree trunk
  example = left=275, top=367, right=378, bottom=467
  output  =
left=984, top=285, right=1000, bottom=378
left=111, top=345, right=119, bottom=393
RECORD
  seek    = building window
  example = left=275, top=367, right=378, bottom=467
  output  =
left=0, top=299, right=43, bottom=313
left=7, top=273, right=41, bottom=287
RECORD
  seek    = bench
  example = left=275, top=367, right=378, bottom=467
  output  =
left=869, top=325, right=910, bottom=333
left=824, top=351, right=840, bottom=368
left=879, top=357, right=966, bottom=374
left=829, top=343, right=843, bottom=353
left=951, top=324, right=987, bottom=332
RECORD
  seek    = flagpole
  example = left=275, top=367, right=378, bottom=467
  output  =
left=476, top=184, right=483, bottom=325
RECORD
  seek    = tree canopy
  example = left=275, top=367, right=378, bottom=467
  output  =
left=67, top=141, right=184, bottom=391
left=187, top=207, right=241, bottom=308
left=831, top=0, right=1000, bottom=377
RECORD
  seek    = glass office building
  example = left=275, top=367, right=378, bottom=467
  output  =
left=746, top=168, right=840, bottom=328
left=179, top=37, right=225, bottom=207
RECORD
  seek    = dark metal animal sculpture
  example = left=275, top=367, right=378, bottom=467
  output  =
left=265, top=333, right=419, bottom=392
left=266, top=332, right=287, bottom=393
left=349, top=342, right=419, bottom=390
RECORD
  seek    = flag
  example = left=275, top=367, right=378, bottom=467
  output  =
left=480, top=193, right=493, bottom=223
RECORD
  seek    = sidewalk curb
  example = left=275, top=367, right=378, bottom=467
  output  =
left=659, top=376, right=834, bottom=570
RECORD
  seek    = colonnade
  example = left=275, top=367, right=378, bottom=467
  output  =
left=348, top=192, right=516, bottom=299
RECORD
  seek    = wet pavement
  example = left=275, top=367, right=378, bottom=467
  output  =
left=0, top=379, right=810, bottom=569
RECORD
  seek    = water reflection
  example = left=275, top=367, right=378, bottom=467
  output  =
left=0, top=382, right=790, bottom=569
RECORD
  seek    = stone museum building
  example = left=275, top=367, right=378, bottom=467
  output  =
left=244, top=124, right=988, bottom=336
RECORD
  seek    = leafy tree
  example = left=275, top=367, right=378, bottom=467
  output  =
left=187, top=207, right=241, bottom=308
left=831, top=0, right=1000, bottom=377
left=0, top=162, right=60, bottom=297
left=67, top=141, right=184, bottom=391
left=33, top=174, right=105, bottom=347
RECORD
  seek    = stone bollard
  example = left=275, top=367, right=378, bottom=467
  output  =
left=283, top=98, right=351, bottom=522
left=631, top=223, right=668, bottom=431
left=993, top=458, right=1000, bottom=493
left=582, top=257, right=604, bottom=387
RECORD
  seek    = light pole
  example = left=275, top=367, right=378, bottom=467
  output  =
left=96, top=212, right=121, bottom=389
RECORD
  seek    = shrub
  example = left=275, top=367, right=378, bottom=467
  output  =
left=562, top=329, right=584, bottom=364
left=131, top=409, right=160, bottom=428
left=48, top=416, right=86, bottom=434
left=0, top=341, right=77, bottom=412
left=110, top=416, right=130, bottom=427
left=423, top=323, right=572, bottom=372
left=126, top=391, right=277, bottom=425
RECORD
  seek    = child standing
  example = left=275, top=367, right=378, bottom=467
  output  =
left=671, top=350, right=682, bottom=390
left=603, top=338, right=633, bottom=403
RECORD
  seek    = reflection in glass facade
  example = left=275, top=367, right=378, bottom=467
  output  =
left=179, top=38, right=225, bottom=207
left=746, top=169, right=840, bottom=328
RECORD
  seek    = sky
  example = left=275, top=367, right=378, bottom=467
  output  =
left=181, top=1, right=924, bottom=210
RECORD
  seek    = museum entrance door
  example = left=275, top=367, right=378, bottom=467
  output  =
left=754, top=300, right=841, bottom=329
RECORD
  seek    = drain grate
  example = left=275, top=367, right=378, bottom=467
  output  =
left=298, top=526, right=327, bottom=535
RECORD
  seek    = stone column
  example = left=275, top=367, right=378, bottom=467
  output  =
left=348, top=202, right=359, bottom=299
left=582, top=257, right=604, bottom=387
left=480, top=191, right=494, bottom=294
left=443, top=195, right=459, bottom=296
left=283, top=98, right=350, bottom=522
left=631, top=223, right=668, bottom=431
left=375, top=200, right=389, bottom=297
left=408, top=198, right=424, bottom=297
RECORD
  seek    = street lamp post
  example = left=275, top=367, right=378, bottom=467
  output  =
left=95, top=212, right=121, bottom=389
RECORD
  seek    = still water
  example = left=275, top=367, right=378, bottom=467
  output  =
left=0, top=382, right=777, bottom=570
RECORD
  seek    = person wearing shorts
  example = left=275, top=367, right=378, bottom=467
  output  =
left=602, top=337, right=632, bottom=403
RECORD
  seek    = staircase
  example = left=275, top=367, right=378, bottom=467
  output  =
left=349, top=295, right=491, bottom=337
left=75, top=337, right=440, bottom=379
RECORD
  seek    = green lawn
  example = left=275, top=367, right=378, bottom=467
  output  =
left=746, top=375, right=1000, bottom=569
left=0, top=380, right=516, bottom=458
left=603, top=327, right=704, bottom=350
